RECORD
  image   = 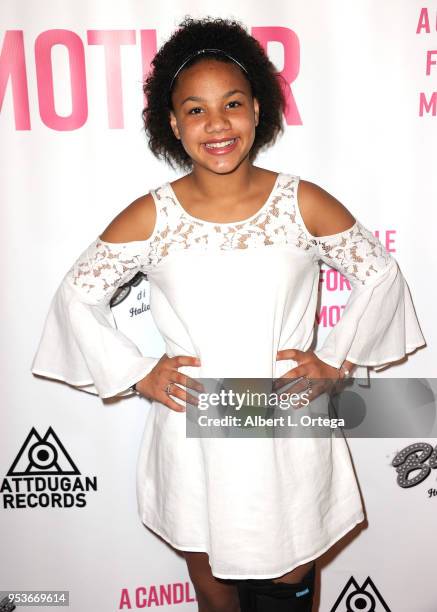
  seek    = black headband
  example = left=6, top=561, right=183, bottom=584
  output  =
left=168, top=48, right=248, bottom=94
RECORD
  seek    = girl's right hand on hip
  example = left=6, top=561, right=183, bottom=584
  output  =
left=136, top=353, right=203, bottom=412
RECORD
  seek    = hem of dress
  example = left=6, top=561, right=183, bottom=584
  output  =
left=139, top=514, right=208, bottom=552
left=139, top=509, right=366, bottom=580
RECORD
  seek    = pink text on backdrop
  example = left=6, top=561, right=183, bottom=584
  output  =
left=421, top=50, right=437, bottom=116
left=416, top=9, right=437, bottom=116
left=415, top=8, right=437, bottom=34
left=316, top=305, right=346, bottom=328
left=374, top=229, right=396, bottom=251
left=119, top=582, right=196, bottom=608
left=0, top=28, right=301, bottom=130
left=319, top=269, right=352, bottom=292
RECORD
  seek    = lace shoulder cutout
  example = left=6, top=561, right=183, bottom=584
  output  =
left=287, top=176, right=394, bottom=285
left=65, top=186, right=171, bottom=303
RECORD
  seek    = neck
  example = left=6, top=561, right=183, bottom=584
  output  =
left=189, top=161, right=259, bottom=202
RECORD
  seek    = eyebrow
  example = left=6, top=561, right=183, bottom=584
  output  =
left=180, top=89, right=247, bottom=106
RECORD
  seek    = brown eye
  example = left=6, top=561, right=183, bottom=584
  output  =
left=188, top=107, right=203, bottom=115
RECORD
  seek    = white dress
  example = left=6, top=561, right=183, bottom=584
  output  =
left=31, top=172, right=426, bottom=579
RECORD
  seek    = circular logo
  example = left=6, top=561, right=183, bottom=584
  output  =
left=346, top=590, right=376, bottom=612
left=28, top=441, right=58, bottom=470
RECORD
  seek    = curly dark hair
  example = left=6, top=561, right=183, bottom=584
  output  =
left=142, top=16, right=287, bottom=172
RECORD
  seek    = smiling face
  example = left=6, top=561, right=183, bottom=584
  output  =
left=169, top=58, right=259, bottom=174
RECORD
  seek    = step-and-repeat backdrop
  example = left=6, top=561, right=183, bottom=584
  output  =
left=1, top=1, right=436, bottom=610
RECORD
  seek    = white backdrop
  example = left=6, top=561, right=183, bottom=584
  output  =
left=1, top=1, right=436, bottom=610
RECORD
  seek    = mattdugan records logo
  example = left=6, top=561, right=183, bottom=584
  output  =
left=1, top=427, right=97, bottom=509
left=330, top=576, right=391, bottom=611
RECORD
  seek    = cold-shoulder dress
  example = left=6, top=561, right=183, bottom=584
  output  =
left=31, top=172, right=426, bottom=579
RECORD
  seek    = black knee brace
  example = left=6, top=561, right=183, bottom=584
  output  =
left=236, top=563, right=315, bottom=612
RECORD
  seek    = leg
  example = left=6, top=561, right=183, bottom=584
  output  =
left=183, top=551, right=240, bottom=612
left=271, top=559, right=316, bottom=584
left=236, top=561, right=317, bottom=611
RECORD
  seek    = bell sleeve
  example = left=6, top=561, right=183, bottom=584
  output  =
left=31, top=238, right=161, bottom=399
left=307, top=219, right=426, bottom=373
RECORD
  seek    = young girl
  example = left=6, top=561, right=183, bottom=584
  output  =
left=31, top=16, right=426, bottom=612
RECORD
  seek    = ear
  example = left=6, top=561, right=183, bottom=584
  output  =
left=253, top=97, right=260, bottom=127
left=169, top=110, right=181, bottom=140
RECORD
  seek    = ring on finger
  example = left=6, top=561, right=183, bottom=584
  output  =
left=165, top=382, right=173, bottom=395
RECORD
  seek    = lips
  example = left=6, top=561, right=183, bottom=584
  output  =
left=202, top=137, right=239, bottom=155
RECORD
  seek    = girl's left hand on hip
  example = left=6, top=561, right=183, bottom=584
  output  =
left=273, top=348, right=341, bottom=403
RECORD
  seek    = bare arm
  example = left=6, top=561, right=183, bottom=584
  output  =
left=99, top=193, right=157, bottom=243
left=297, top=179, right=356, bottom=238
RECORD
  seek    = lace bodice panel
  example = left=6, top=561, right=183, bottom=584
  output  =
left=142, top=173, right=316, bottom=262
left=65, top=172, right=394, bottom=304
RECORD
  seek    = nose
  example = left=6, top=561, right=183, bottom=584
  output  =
left=205, top=108, right=231, bottom=133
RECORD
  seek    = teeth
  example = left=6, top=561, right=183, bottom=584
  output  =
left=205, top=139, right=236, bottom=149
